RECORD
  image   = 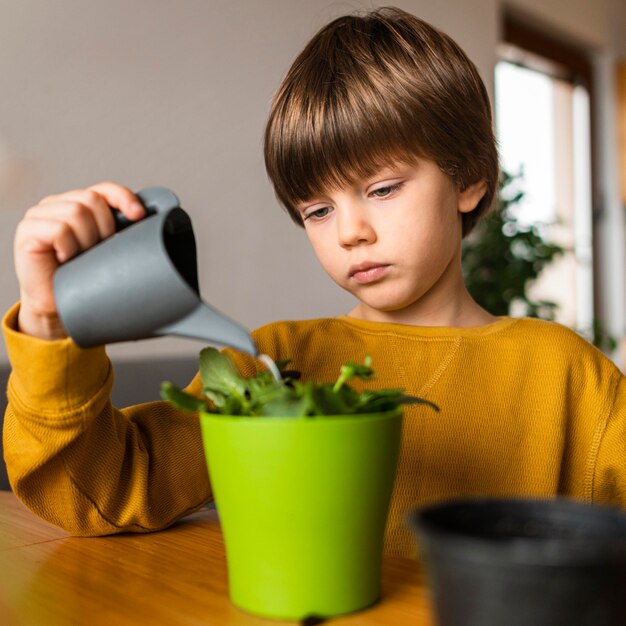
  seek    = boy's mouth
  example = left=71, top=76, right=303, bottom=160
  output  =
left=349, top=262, right=390, bottom=284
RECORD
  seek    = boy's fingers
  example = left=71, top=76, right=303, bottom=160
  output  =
left=87, top=182, right=145, bottom=220
left=15, top=216, right=82, bottom=265
left=40, top=183, right=144, bottom=221
left=36, top=183, right=144, bottom=238
left=24, top=202, right=102, bottom=252
left=49, top=219, right=82, bottom=263
left=46, top=190, right=116, bottom=240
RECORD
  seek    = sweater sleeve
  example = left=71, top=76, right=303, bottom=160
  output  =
left=2, top=302, right=211, bottom=535
left=592, top=372, right=626, bottom=507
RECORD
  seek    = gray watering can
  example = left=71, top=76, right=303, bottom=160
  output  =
left=53, top=187, right=258, bottom=356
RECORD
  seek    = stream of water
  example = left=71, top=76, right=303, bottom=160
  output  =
left=258, top=353, right=282, bottom=383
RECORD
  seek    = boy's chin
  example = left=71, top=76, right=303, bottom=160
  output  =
left=356, top=285, right=421, bottom=310
left=350, top=296, right=420, bottom=318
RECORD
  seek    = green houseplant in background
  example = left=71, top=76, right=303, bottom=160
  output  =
left=162, top=349, right=438, bottom=621
left=462, top=169, right=617, bottom=352
left=462, top=169, right=565, bottom=320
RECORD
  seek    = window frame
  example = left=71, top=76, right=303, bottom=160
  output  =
left=500, top=10, right=599, bottom=320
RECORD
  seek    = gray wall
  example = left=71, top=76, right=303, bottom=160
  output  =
left=1, top=0, right=625, bottom=367
left=0, top=0, right=495, bottom=365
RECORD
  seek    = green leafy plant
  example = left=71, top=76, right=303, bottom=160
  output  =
left=462, top=169, right=617, bottom=351
left=161, top=348, right=439, bottom=417
left=462, top=169, right=566, bottom=318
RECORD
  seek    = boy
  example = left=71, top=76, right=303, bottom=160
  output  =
left=4, top=7, right=626, bottom=558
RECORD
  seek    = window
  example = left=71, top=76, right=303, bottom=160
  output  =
left=495, top=15, right=595, bottom=336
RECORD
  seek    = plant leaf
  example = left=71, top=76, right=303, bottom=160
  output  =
left=260, top=393, right=312, bottom=417
left=202, top=388, right=227, bottom=408
left=160, top=382, right=209, bottom=413
left=332, top=355, right=374, bottom=392
left=199, top=347, right=247, bottom=397
left=163, top=352, right=440, bottom=418
left=398, top=396, right=440, bottom=412
left=311, top=384, right=358, bottom=415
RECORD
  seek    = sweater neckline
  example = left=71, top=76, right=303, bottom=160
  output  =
left=337, top=314, right=519, bottom=338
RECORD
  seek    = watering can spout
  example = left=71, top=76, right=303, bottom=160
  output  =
left=160, top=301, right=258, bottom=357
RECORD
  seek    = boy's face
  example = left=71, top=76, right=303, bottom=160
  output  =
left=296, top=158, right=485, bottom=324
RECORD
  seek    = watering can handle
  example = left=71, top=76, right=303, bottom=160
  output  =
left=111, top=187, right=182, bottom=232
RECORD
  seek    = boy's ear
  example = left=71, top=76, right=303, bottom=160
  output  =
left=458, top=180, right=487, bottom=214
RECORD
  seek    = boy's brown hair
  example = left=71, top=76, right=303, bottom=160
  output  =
left=264, top=6, right=499, bottom=237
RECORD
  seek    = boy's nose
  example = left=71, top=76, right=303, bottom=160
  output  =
left=336, top=205, right=377, bottom=248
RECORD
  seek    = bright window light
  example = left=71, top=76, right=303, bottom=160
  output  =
left=494, top=58, right=594, bottom=334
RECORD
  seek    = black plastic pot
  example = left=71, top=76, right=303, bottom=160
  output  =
left=409, top=498, right=626, bottom=626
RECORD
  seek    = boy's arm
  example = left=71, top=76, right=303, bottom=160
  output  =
left=3, top=303, right=211, bottom=535
left=593, top=373, right=626, bottom=507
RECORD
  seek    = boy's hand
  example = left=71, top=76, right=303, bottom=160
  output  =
left=14, top=182, right=146, bottom=340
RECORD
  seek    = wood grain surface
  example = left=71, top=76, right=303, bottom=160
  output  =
left=0, top=492, right=434, bottom=625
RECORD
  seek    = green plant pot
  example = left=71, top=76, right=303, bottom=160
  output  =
left=199, top=409, right=403, bottom=621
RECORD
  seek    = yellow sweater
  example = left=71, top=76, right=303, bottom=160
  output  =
left=3, top=302, right=626, bottom=557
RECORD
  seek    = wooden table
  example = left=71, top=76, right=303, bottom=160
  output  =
left=0, top=492, right=434, bottom=625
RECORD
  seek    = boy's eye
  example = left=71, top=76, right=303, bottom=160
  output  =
left=304, top=206, right=331, bottom=221
left=370, top=183, right=402, bottom=198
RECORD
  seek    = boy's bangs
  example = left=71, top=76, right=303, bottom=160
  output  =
left=293, top=106, right=415, bottom=202
left=268, top=73, right=424, bottom=219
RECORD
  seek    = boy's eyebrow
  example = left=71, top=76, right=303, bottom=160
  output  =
left=368, top=170, right=407, bottom=182
left=297, top=191, right=336, bottom=209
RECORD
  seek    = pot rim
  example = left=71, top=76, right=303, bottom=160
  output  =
left=199, top=407, right=403, bottom=423
left=408, top=497, right=626, bottom=566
